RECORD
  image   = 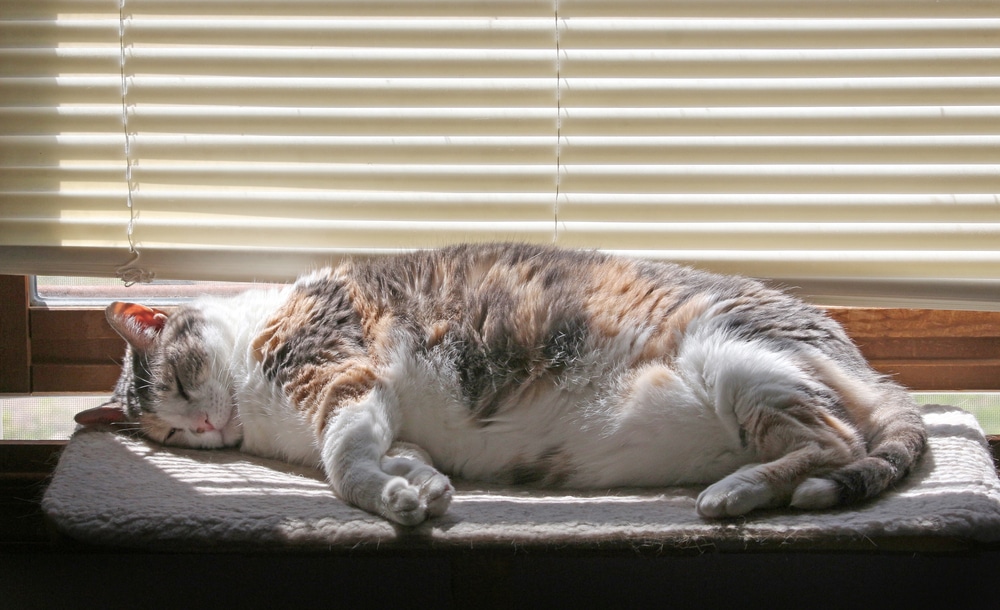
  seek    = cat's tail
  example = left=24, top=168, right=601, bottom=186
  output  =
left=789, top=356, right=928, bottom=510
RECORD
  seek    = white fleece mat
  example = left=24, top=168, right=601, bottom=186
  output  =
left=42, top=404, right=1000, bottom=551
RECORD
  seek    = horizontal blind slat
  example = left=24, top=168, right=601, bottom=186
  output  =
left=561, top=49, right=1000, bottom=78
left=558, top=77, right=1000, bottom=107
left=130, top=164, right=556, bottom=192
left=130, top=219, right=558, bottom=250
left=125, top=76, right=555, bottom=107
left=126, top=1, right=550, bottom=18
left=125, top=135, right=556, bottom=164
left=127, top=48, right=554, bottom=78
left=558, top=135, right=1000, bottom=165
left=125, top=17, right=555, bottom=48
left=0, top=77, right=123, bottom=105
left=0, top=107, right=122, bottom=135
left=0, top=48, right=121, bottom=76
left=0, top=19, right=119, bottom=45
left=558, top=164, right=1000, bottom=194
left=587, top=249, right=1000, bottom=281
left=557, top=222, right=1000, bottom=251
left=558, top=194, right=1000, bottom=223
left=560, top=106, right=1000, bottom=136
left=558, top=18, right=1000, bottom=48
left=128, top=106, right=555, bottom=136
left=560, top=0, right=1000, bottom=19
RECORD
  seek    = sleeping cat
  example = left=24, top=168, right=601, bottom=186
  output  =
left=76, top=242, right=927, bottom=525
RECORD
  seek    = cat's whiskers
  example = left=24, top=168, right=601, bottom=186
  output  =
left=110, top=420, right=144, bottom=439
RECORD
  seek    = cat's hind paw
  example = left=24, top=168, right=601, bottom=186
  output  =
left=790, top=477, right=839, bottom=510
left=696, top=466, right=781, bottom=518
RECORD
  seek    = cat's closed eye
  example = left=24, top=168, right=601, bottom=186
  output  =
left=174, top=366, right=191, bottom=401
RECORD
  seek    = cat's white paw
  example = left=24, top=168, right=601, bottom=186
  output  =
left=381, top=477, right=426, bottom=526
left=383, top=448, right=454, bottom=520
left=419, top=471, right=453, bottom=518
left=380, top=472, right=454, bottom=526
left=696, top=467, right=779, bottom=518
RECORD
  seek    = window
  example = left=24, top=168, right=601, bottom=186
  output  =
left=33, top=275, right=266, bottom=305
left=1, top=2, right=999, bottom=438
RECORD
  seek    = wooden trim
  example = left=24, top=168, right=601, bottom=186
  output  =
left=827, top=308, right=1000, bottom=391
left=29, top=308, right=123, bottom=393
left=0, top=276, right=30, bottom=393
left=827, top=308, right=1000, bottom=338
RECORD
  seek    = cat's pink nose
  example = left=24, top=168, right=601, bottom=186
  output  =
left=195, top=416, right=216, bottom=434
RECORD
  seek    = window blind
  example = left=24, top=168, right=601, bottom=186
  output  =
left=1, top=0, right=999, bottom=309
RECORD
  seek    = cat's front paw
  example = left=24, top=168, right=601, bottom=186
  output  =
left=418, top=471, right=453, bottom=518
left=381, top=478, right=425, bottom=526
left=380, top=473, right=454, bottom=526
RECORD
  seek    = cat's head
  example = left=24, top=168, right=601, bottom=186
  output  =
left=74, top=301, right=243, bottom=449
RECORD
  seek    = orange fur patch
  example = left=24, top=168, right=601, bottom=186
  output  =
left=252, top=291, right=319, bottom=364
left=290, top=360, right=377, bottom=434
left=583, top=260, right=707, bottom=364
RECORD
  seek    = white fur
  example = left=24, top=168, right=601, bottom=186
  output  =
left=226, top=287, right=325, bottom=466
left=376, top=321, right=775, bottom=491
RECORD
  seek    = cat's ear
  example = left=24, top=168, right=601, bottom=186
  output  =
left=74, top=402, right=129, bottom=426
left=105, top=301, right=169, bottom=352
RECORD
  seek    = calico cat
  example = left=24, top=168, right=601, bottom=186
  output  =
left=76, top=242, right=927, bottom=525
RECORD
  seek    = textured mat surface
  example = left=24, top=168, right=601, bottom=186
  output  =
left=42, top=404, right=1000, bottom=551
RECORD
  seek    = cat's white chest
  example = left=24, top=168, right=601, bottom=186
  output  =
left=236, top=370, right=322, bottom=467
